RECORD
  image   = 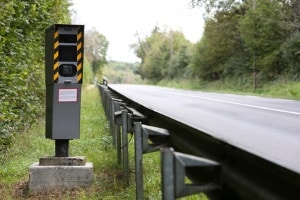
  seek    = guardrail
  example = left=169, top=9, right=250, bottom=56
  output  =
left=98, top=82, right=299, bottom=200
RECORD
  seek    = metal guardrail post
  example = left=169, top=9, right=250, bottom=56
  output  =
left=121, top=109, right=129, bottom=186
left=103, top=77, right=108, bottom=86
left=100, top=85, right=107, bottom=114
left=108, top=94, right=113, bottom=129
left=98, top=85, right=110, bottom=124
left=161, top=147, right=221, bottom=200
left=110, top=99, right=115, bottom=145
left=114, top=110, right=124, bottom=165
left=110, top=98, right=122, bottom=146
left=115, top=107, right=145, bottom=186
left=134, top=123, right=170, bottom=200
left=116, top=124, right=122, bottom=164
left=114, top=102, right=124, bottom=164
left=134, top=122, right=143, bottom=200
left=161, top=148, right=175, bottom=200
left=104, top=89, right=110, bottom=118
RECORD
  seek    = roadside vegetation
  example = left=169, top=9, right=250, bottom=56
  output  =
left=1, top=0, right=299, bottom=199
left=102, top=61, right=143, bottom=84
left=2, top=0, right=299, bottom=157
left=131, top=0, right=300, bottom=99
left=0, top=0, right=71, bottom=165
left=157, top=78, right=300, bottom=100
left=0, top=85, right=205, bottom=199
left=0, top=85, right=126, bottom=199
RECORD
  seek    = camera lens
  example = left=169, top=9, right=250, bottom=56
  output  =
left=59, top=64, right=77, bottom=77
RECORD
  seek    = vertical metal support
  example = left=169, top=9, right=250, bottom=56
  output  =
left=102, top=89, right=107, bottom=116
left=161, top=147, right=175, bottom=200
left=116, top=124, right=122, bottom=164
left=111, top=99, right=116, bottom=146
left=115, top=102, right=122, bottom=164
left=103, top=77, right=108, bottom=86
left=122, top=109, right=129, bottom=185
left=161, top=148, right=221, bottom=199
left=55, top=139, right=69, bottom=157
left=114, top=108, right=125, bottom=165
left=134, top=122, right=143, bottom=200
left=108, top=95, right=112, bottom=131
left=105, top=90, right=110, bottom=118
left=112, top=98, right=123, bottom=149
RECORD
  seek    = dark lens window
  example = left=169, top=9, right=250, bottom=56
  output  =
left=59, top=46, right=77, bottom=61
left=59, top=34, right=77, bottom=43
left=59, top=64, right=77, bottom=77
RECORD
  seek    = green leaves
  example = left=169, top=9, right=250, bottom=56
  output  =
left=190, top=0, right=299, bottom=82
left=281, top=31, right=300, bottom=80
left=134, top=29, right=193, bottom=82
left=85, top=28, right=109, bottom=76
left=0, top=0, right=71, bottom=153
left=133, top=0, right=299, bottom=85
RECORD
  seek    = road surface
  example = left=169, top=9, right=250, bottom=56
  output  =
left=109, top=84, right=300, bottom=174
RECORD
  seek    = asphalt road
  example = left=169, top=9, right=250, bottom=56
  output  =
left=109, top=84, right=300, bottom=174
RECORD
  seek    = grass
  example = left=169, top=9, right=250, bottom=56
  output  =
left=0, top=85, right=132, bottom=199
left=7, top=77, right=296, bottom=199
left=0, top=85, right=206, bottom=199
left=157, top=78, right=300, bottom=100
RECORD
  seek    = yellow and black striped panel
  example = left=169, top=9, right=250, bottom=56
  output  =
left=77, top=28, right=84, bottom=83
left=53, top=27, right=59, bottom=83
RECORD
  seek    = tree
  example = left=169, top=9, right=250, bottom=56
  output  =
left=191, top=0, right=244, bottom=15
left=191, top=7, right=245, bottom=80
left=133, top=27, right=169, bottom=81
left=281, top=31, right=300, bottom=80
left=166, top=31, right=193, bottom=79
left=281, top=0, right=300, bottom=33
left=84, top=28, right=109, bottom=75
left=133, top=27, right=192, bottom=82
left=239, top=0, right=285, bottom=79
left=168, top=43, right=193, bottom=79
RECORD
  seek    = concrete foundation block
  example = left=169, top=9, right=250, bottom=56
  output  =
left=39, top=156, right=86, bottom=166
left=29, top=162, right=93, bottom=192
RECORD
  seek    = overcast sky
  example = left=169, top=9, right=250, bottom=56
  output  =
left=70, top=0, right=204, bottom=62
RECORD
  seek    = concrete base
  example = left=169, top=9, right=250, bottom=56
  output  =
left=29, top=162, right=93, bottom=192
left=39, top=156, right=86, bottom=166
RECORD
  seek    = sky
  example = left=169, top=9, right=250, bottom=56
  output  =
left=70, top=0, right=205, bottom=63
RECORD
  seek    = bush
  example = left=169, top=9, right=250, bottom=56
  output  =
left=0, top=0, right=71, bottom=154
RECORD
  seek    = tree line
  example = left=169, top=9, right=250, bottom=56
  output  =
left=133, top=0, right=300, bottom=87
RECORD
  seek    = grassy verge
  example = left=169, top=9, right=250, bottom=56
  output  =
left=0, top=85, right=131, bottom=199
left=157, top=78, right=300, bottom=100
left=0, top=85, right=208, bottom=199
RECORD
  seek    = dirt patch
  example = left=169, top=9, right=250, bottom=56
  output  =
left=12, top=179, right=82, bottom=200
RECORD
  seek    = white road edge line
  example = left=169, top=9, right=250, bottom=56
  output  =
left=165, top=91, right=300, bottom=115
